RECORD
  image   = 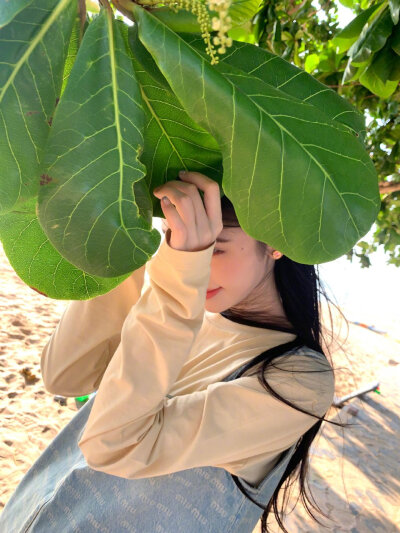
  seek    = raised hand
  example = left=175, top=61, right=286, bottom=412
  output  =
left=153, top=171, right=223, bottom=252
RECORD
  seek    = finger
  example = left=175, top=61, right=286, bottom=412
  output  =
left=178, top=171, right=223, bottom=233
left=154, top=185, right=196, bottom=236
left=166, top=180, right=210, bottom=240
left=159, top=195, right=187, bottom=239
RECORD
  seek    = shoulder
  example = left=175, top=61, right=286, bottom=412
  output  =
left=273, top=345, right=333, bottom=373
left=243, top=345, right=335, bottom=417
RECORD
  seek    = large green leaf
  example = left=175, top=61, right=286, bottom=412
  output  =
left=348, top=8, right=393, bottom=65
left=37, top=8, right=160, bottom=278
left=0, top=0, right=33, bottom=28
left=126, top=25, right=223, bottom=220
left=133, top=5, right=380, bottom=265
left=0, top=0, right=77, bottom=215
left=187, top=36, right=366, bottom=140
left=0, top=197, right=130, bottom=299
left=332, top=2, right=384, bottom=54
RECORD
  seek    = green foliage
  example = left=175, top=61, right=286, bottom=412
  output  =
left=37, top=8, right=160, bottom=278
left=229, top=0, right=263, bottom=27
left=337, top=2, right=400, bottom=100
left=0, top=0, right=77, bottom=215
left=0, top=0, right=382, bottom=298
left=133, top=5, right=379, bottom=265
left=127, top=25, right=224, bottom=217
left=347, top=7, right=393, bottom=65
left=357, top=97, right=400, bottom=265
left=332, top=2, right=383, bottom=53
left=237, top=0, right=400, bottom=267
left=0, top=197, right=130, bottom=299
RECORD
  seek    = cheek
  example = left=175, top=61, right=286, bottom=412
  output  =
left=212, top=253, right=249, bottom=287
left=231, top=252, right=264, bottom=288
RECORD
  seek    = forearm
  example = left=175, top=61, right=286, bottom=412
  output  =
left=78, top=237, right=215, bottom=469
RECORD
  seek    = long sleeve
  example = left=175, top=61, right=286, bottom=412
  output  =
left=77, top=235, right=334, bottom=481
left=40, top=263, right=146, bottom=397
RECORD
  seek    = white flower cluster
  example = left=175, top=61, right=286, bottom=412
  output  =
left=167, top=0, right=219, bottom=64
left=208, top=0, right=233, bottom=56
left=157, top=0, right=233, bottom=64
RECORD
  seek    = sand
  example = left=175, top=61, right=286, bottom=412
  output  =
left=1, top=242, right=399, bottom=531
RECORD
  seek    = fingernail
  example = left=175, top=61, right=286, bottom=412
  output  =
left=162, top=196, right=171, bottom=205
left=178, top=170, right=186, bottom=177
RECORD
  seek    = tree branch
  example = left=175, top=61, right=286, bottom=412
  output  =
left=379, top=181, right=400, bottom=194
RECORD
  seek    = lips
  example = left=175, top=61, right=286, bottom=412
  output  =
left=206, top=287, right=222, bottom=299
left=207, top=287, right=221, bottom=293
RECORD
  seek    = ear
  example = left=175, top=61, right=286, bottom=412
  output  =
left=161, top=218, right=169, bottom=233
left=265, top=245, right=282, bottom=260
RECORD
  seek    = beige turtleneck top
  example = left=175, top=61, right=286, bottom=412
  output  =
left=40, top=233, right=334, bottom=487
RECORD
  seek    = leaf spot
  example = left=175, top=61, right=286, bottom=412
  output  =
left=28, top=286, right=48, bottom=297
left=40, top=174, right=53, bottom=186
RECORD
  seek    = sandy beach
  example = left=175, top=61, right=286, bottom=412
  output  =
left=1, top=241, right=399, bottom=531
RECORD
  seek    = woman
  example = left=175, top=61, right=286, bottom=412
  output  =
left=1, top=171, right=339, bottom=532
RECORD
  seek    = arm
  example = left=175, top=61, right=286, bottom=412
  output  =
left=77, top=236, right=334, bottom=480
left=40, top=263, right=146, bottom=397
left=41, top=169, right=220, bottom=398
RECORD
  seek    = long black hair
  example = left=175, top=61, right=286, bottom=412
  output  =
left=219, top=194, right=352, bottom=532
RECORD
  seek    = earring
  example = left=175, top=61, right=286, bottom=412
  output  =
left=272, top=250, right=282, bottom=260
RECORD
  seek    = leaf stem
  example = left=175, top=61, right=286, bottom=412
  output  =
left=78, top=0, right=86, bottom=42
left=110, top=0, right=137, bottom=21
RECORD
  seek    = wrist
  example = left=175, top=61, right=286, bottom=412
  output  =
left=165, top=229, right=215, bottom=252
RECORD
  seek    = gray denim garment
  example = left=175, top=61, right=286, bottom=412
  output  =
left=0, top=345, right=319, bottom=533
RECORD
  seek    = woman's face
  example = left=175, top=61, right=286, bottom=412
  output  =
left=161, top=219, right=274, bottom=313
